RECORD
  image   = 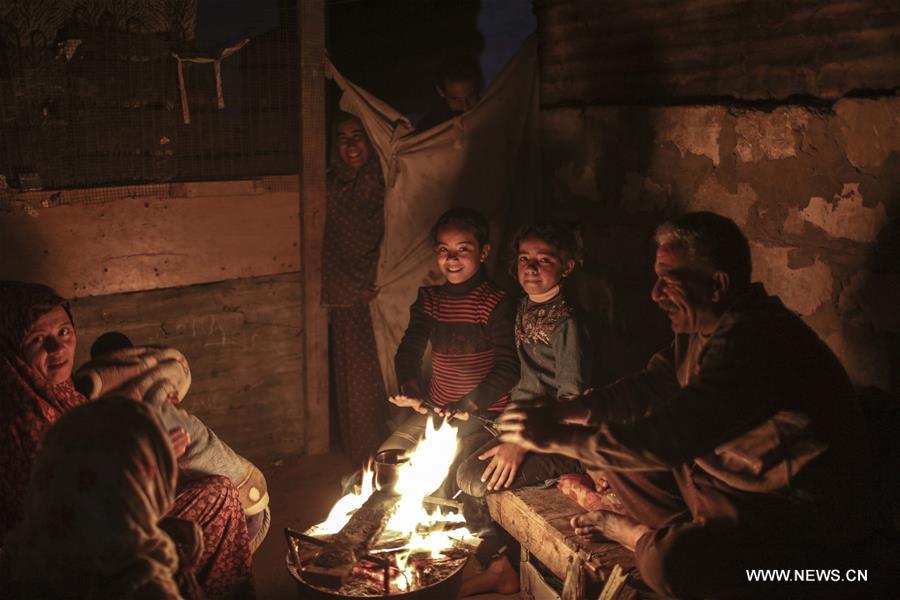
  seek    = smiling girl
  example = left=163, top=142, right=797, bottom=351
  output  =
left=388, top=207, right=518, bottom=429
left=453, top=221, right=591, bottom=596
left=511, top=221, right=593, bottom=401
left=456, top=221, right=591, bottom=497
left=323, top=112, right=389, bottom=463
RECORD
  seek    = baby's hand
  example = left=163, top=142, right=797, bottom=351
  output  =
left=389, top=394, right=428, bottom=415
left=169, top=427, right=191, bottom=459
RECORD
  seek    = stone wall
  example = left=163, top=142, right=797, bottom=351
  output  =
left=541, top=98, right=900, bottom=392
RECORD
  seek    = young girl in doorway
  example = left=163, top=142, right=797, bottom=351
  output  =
left=455, top=220, right=592, bottom=597
left=323, top=112, right=389, bottom=463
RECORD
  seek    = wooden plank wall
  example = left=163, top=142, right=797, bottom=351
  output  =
left=535, top=0, right=900, bottom=105
left=1, top=177, right=313, bottom=463
left=0, top=177, right=299, bottom=298
left=71, top=273, right=304, bottom=465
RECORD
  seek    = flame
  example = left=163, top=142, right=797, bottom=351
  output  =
left=311, top=417, right=462, bottom=537
left=387, top=417, right=460, bottom=533
left=393, top=551, right=414, bottom=592
left=308, top=463, right=374, bottom=536
left=307, top=415, right=480, bottom=593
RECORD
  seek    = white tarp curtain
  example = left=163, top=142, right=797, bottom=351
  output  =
left=325, top=35, right=540, bottom=395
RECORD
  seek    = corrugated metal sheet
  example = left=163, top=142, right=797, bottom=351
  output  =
left=535, top=0, right=900, bottom=105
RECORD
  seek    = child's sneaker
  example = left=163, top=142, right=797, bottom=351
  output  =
left=236, top=464, right=269, bottom=516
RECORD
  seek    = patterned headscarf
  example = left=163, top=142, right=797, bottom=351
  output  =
left=0, top=281, right=88, bottom=539
left=3, top=397, right=181, bottom=599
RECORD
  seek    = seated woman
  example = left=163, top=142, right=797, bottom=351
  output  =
left=0, top=281, right=254, bottom=599
left=3, top=397, right=199, bottom=599
left=75, top=332, right=270, bottom=552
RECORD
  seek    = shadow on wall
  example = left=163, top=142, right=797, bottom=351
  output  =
left=857, top=218, right=900, bottom=534
left=540, top=28, right=673, bottom=386
left=859, top=217, right=900, bottom=395
left=0, top=203, right=54, bottom=291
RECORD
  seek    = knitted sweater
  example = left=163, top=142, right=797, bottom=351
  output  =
left=394, top=270, right=518, bottom=412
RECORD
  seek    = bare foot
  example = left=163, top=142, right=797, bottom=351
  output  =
left=459, top=554, right=520, bottom=597
left=571, top=510, right=651, bottom=551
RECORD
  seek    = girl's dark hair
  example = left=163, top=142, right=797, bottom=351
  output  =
left=332, top=111, right=362, bottom=138
left=510, top=221, right=583, bottom=273
left=431, top=207, right=490, bottom=246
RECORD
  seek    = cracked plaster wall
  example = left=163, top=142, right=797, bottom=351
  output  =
left=542, top=97, right=900, bottom=391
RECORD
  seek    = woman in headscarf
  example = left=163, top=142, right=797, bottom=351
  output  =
left=0, top=281, right=254, bottom=599
left=322, top=112, right=389, bottom=463
left=3, top=397, right=189, bottom=599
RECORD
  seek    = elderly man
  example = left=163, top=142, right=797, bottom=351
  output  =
left=499, top=212, right=873, bottom=598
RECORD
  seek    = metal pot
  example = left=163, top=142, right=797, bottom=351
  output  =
left=373, top=449, right=408, bottom=492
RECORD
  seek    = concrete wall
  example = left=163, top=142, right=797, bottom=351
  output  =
left=541, top=98, right=900, bottom=392
left=535, top=0, right=900, bottom=393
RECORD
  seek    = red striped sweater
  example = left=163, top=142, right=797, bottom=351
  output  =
left=394, top=270, right=519, bottom=412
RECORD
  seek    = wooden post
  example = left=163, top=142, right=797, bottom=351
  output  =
left=298, top=0, right=329, bottom=455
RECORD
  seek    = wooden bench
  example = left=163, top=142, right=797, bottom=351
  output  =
left=487, top=486, right=641, bottom=599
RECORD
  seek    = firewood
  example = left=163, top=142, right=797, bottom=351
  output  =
left=598, top=564, right=634, bottom=600
left=562, top=554, right=587, bottom=600
left=303, top=489, right=401, bottom=588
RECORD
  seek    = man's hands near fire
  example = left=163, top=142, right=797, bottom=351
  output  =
left=479, top=443, right=528, bottom=491
left=497, top=400, right=584, bottom=455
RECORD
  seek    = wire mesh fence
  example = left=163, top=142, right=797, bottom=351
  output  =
left=0, top=0, right=298, bottom=191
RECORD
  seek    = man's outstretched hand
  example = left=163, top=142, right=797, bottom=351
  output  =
left=497, top=400, right=583, bottom=456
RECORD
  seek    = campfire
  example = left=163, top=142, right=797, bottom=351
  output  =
left=286, top=418, right=481, bottom=597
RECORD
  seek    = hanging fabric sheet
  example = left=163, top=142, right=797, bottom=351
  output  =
left=326, top=35, right=540, bottom=394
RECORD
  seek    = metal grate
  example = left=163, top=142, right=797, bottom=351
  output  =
left=0, top=1, right=298, bottom=191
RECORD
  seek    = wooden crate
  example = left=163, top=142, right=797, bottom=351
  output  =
left=487, top=487, right=638, bottom=590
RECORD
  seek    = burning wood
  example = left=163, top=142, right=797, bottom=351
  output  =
left=303, top=488, right=402, bottom=588
left=289, top=532, right=472, bottom=598
left=288, top=418, right=484, bottom=596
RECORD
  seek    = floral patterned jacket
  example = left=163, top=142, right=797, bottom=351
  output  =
left=512, top=292, right=593, bottom=401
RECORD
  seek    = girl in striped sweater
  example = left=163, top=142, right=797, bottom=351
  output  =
left=383, top=208, right=519, bottom=457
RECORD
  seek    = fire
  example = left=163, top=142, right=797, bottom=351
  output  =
left=308, top=463, right=374, bottom=536
left=387, top=417, right=460, bottom=533
left=306, top=415, right=481, bottom=592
